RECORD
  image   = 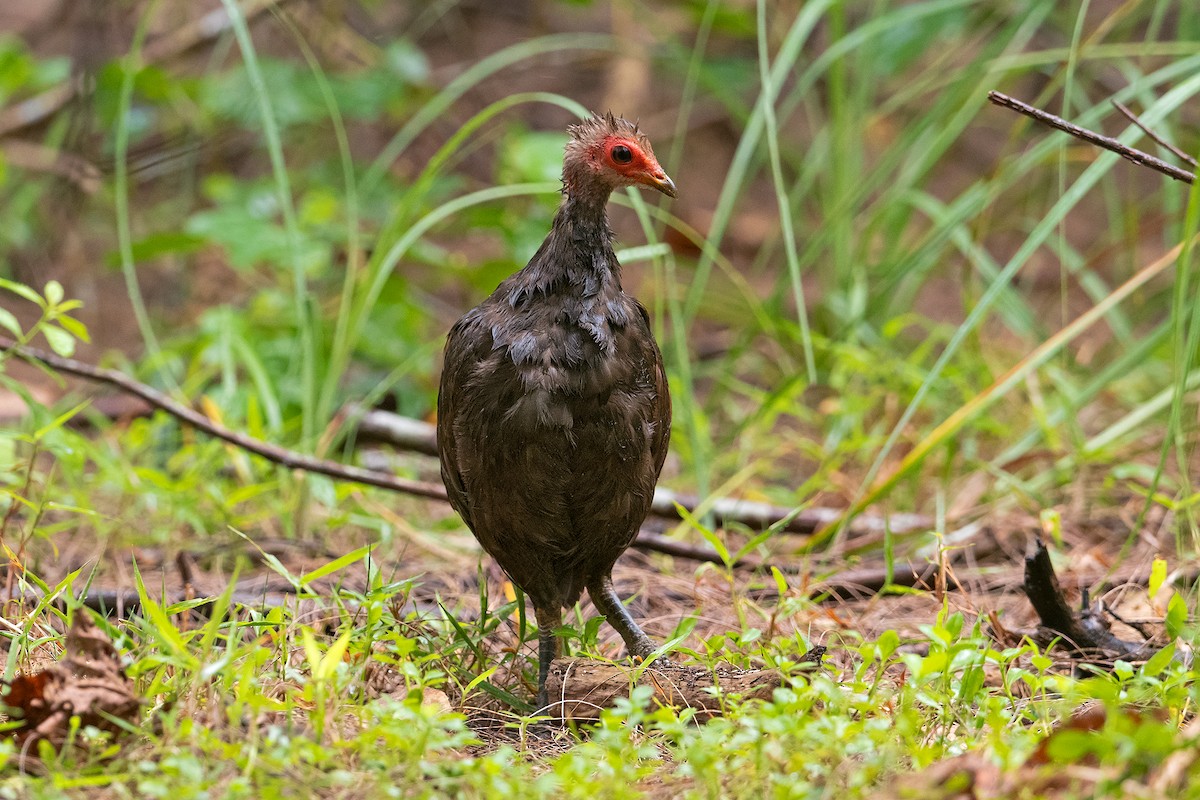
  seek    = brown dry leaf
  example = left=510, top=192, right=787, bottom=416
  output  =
left=418, top=688, right=452, bottom=715
left=1027, top=701, right=1169, bottom=768
left=889, top=702, right=1181, bottom=800
left=1, top=611, right=139, bottom=752
left=880, top=753, right=1000, bottom=800
left=1149, top=713, right=1200, bottom=792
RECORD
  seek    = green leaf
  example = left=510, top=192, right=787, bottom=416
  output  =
left=41, top=325, right=75, bottom=357
left=0, top=307, right=20, bottom=337
left=298, top=544, right=374, bottom=588
left=301, top=627, right=322, bottom=672
left=462, top=667, right=498, bottom=698
left=235, top=528, right=300, bottom=590
left=957, top=663, right=985, bottom=702
left=120, top=231, right=205, bottom=264
left=674, top=502, right=728, bottom=565
left=1045, top=730, right=1101, bottom=764
left=733, top=526, right=774, bottom=563
left=134, top=64, right=174, bottom=102
left=498, top=130, right=569, bottom=185
left=316, top=628, right=352, bottom=682
left=51, top=299, right=82, bottom=314
left=383, top=40, right=430, bottom=84
left=0, top=39, right=35, bottom=103
left=55, top=315, right=91, bottom=343
left=43, top=280, right=63, bottom=305
left=877, top=629, right=900, bottom=661
left=33, top=399, right=90, bottom=439
left=440, top=602, right=486, bottom=663
left=133, top=561, right=197, bottom=668
left=478, top=680, right=532, bottom=713
left=1140, top=642, right=1175, bottom=677
left=942, top=611, right=964, bottom=640
left=1165, top=593, right=1188, bottom=639
left=0, top=277, right=40, bottom=304
left=770, top=565, right=788, bottom=597
left=1148, top=557, right=1167, bottom=599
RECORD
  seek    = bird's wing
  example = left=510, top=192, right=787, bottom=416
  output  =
left=436, top=313, right=487, bottom=530
left=637, top=300, right=672, bottom=479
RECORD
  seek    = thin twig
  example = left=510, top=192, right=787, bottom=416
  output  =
left=631, top=531, right=756, bottom=568
left=0, top=336, right=448, bottom=501
left=0, top=339, right=777, bottom=560
left=1111, top=100, right=1197, bottom=168
left=1, top=337, right=934, bottom=553
left=987, top=91, right=1196, bottom=184
left=349, top=405, right=440, bottom=456
left=356, top=408, right=934, bottom=536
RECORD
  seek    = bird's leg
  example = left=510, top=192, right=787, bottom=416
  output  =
left=533, top=604, right=562, bottom=711
left=587, top=573, right=657, bottom=660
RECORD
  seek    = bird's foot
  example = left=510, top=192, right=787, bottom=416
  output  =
left=630, top=638, right=670, bottom=667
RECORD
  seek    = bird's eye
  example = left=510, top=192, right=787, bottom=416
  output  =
left=611, top=145, right=633, bottom=164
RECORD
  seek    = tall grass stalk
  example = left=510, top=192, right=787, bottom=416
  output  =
left=277, top=11, right=363, bottom=436
left=113, top=1, right=171, bottom=390
left=328, top=94, right=589, bottom=429
left=1161, top=157, right=1200, bottom=546
left=219, top=0, right=316, bottom=450
left=837, top=238, right=1191, bottom=530
left=360, top=34, right=614, bottom=195
left=682, top=0, right=834, bottom=323
left=833, top=64, right=1200, bottom=539
left=756, top=0, right=815, bottom=385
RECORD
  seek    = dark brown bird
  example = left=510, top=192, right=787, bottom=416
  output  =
left=437, top=113, right=676, bottom=709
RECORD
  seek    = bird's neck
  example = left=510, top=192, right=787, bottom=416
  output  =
left=557, top=190, right=613, bottom=244
left=523, top=188, right=622, bottom=294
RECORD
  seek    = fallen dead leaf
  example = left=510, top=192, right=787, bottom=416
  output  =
left=1, top=611, right=139, bottom=754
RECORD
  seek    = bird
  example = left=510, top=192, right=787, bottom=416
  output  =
left=437, top=112, right=676, bottom=710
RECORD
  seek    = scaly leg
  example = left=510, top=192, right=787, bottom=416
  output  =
left=533, top=604, right=561, bottom=711
left=587, top=573, right=656, bottom=659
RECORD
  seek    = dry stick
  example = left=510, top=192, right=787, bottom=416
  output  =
left=1111, top=100, right=1198, bottom=168
left=353, top=406, right=932, bottom=536
left=2, top=338, right=951, bottom=585
left=1021, top=534, right=1157, bottom=662
left=2, top=336, right=969, bottom=599
left=0, top=338, right=793, bottom=565
left=0, top=336, right=447, bottom=501
left=3, top=337, right=933, bottom=544
left=986, top=91, right=1196, bottom=184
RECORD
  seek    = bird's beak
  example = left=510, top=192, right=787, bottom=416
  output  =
left=643, top=171, right=677, bottom=198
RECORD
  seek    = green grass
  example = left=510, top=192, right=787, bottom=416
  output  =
left=1, top=586, right=1196, bottom=798
left=3, top=0, right=1200, bottom=796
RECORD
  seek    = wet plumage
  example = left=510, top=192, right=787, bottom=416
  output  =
left=437, top=113, right=676, bottom=708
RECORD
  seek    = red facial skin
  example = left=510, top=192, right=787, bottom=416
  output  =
left=596, top=135, right=678, bottom=197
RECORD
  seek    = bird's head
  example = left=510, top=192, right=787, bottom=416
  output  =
left=563, top=112, right=677, bottom=199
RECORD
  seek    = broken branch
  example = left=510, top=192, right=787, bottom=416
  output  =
left=987, top=91, right=1196, bottom=184
left=1, top=337, right=933, bottom=546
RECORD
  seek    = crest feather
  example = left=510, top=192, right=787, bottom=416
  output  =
left=566, top=111, right=649, bottom=147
